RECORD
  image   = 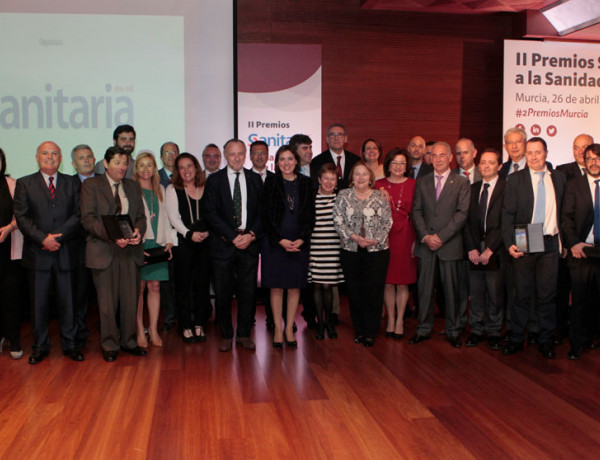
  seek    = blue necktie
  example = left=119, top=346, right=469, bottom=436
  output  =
left=533, top=171, right=546, bottom=231
left=594, top=179, right=600, bottom=244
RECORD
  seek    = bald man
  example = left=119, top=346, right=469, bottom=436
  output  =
left=14, top=141, right=83, bottom=364
left=407, top=136, right=433, bottom=179
left=557, top=134, right=594, bottom=181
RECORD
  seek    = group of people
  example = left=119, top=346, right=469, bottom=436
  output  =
left=1, top=122, right=599, bottom=364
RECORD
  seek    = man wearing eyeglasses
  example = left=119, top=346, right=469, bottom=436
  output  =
left=502, top=137, right=566, bottom=359
left=561, top=144, right=600, bottom=360
left=202, top=143, right=223, bottom=176
left=158, top=141, right=180, bottom=188
left=310, top=123, right=359, bottom=190
left=499, top=127, right=527, bottom=179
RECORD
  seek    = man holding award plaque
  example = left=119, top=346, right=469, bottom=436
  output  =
left=81, top=146, right=147, bottom=362
left=501, top=137, right=566, bottom=359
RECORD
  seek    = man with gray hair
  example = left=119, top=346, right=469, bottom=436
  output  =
left=499, top=127, right=527, bottom=179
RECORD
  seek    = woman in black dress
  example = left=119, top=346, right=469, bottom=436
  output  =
left=261, top=145, right=314, bottom=348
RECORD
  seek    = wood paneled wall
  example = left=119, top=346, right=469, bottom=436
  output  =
left=237, top=0, right=517, bottom=156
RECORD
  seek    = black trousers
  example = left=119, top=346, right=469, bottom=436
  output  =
left=340, top=249, right=389, bottom=339
left=0, top=259, right=24, bottom=348
left=509, top=236, right=559, bottom=345
left=174, top=239, right=211, bottom=330
left=568, top=256, right=600, bottom=348
left=212, top=249, right=258, bottom=339
left=72, top=262, right=94, bottom=349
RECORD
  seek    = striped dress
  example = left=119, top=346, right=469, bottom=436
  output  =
left=308, top=193, right=344, bottom=284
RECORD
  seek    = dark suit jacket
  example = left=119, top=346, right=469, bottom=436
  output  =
left=80, top=175, right=146, bottom=269
left=453, top=167, right=482, bottom=184
left=158, top=167, right=173, bottom=188
left=261, top=174, right=315, bottom=246
left=412, top=162, right=433, bottom=179
left=557, top=161, right=585, bottom=182
left=411, top=171, right=470, bottom=261
left=204, top=167, right=262, bottom=259
left=463, top=178, right=506, bottom=263
left=501, top=167, right=566, bottom=249
left=310, top=150, right=360, bottom=190
left=561, top=175, right=594, bottom=250
left=499, top=160, right=553, bottom=179
left=14, top=172, right=81, bottom=271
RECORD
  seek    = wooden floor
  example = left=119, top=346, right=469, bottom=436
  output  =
left=2, top=303, right=600, bottom=459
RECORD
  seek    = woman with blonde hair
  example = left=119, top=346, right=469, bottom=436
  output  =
left=133, top=151, right=176, bottom=347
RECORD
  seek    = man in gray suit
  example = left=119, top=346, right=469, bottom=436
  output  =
left=14, top=141, right=82, bottom=364
left=81, top=146, right=147, bottom=362
left=454, top=138, right=481, bottom=184
left=410, top=142, right=470, bottom=347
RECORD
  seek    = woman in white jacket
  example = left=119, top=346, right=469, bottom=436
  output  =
left=133, top=151, right=176, bottom=348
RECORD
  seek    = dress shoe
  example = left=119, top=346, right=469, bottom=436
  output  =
left=465, top=333, right=482, bottom=347
left=539, top=344, right=556, bottom=359
left=182, top=329, right=197, bottom=344
left=391, top=333, right=404, bottom=340
left=284, top=335, right=298, bottom=348
left=488, top=337, right=502, bottom=351
left=103, top=350, right=118, bottom=362
left=10, top=349, right=24, bottom=360
left=363, top=338, right=375, bottom=347
left=354, top=335, right=365, bottom=344
left=64, top=350, right=85, bottom=362
left=194, top=326, right=207, bottom=343
left=28, top=350, right=49, bottom=365
left=315, top=332, right=325, bottom=340
left=272, top=340, right=283, bottom=349
left=502, top=329, right=513, bottom=342
left=326, top=325, right=337, bottom=339
left=385, top=331, right=394, bottom=338
left=408, top=334, right=430, bottom=344
left=502, top=341, right=524, bottom=355
left=567, top=346, right=582, bottom=360
left=235, top=337, right=256, bottom=350
left=218, top=339, right=232, bottom=352
left=448, top=336, right=462, bottom=348
left=120, top=346, right=148, bottom=356
left=527, top=332, right=539, bottom=345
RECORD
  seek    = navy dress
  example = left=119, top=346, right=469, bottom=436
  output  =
left=261, top=178, right=310, bottom=289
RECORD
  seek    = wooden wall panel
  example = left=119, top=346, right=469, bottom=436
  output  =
left=238, top=0, right=516, bottom=156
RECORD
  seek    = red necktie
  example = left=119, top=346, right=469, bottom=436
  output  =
left=336, top=155, right=343, bottom=181
left=48, top=176, right=55, bottom=199
left=464, top=171, right=470, bottom=182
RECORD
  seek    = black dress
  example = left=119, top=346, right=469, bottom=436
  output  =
left=261, top=175, right=314, bottom=289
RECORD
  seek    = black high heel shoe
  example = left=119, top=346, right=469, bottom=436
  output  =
left=272, top=340, right=283, bottom=349
left=285, top=332, right=297, bottom=348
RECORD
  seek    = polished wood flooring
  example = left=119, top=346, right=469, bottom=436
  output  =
left=2, top=303, right=600, bottom=459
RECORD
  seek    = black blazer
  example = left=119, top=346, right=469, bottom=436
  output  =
left=204, top=167, right=262, bottom=259
left=561, top=175, right=594, bottom=250
left=556, top=161, right=585, bottom=182
left=261, top=173, right=315, bottom=246
left=413, top=162, right=433, bottom=179
left=13, top=172, right=81, bottom=270
left=501, top=167, right=566, bottom=249
left=499, top=160, right=553, bottom=180
left=463, top=178, right=506, bottom=260
left=310, top=150, right=360, bottom=190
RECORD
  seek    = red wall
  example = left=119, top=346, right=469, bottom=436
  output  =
left=238, top=0, right=518, bottom=157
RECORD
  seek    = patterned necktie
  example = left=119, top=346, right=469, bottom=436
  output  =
left=114, top=183, right=122, bottom=215
left=594, top=179, right=600, bottom=244
left=48, top=176, right=55, bottom=200
left=513, top=163, right=519, bottom=173
left=233, top=172, right=242, bottom=227
left=533, top=171, right=546, bottom=230
left=336, top=155, right=343, bottom=181
left=479, top=183, right=490, bottom=234
left=435, top=175, right=443, bottom=200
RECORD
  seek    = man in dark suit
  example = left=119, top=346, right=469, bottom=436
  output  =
left=202, top=143, right=223, bottom=177
left=561, top=143, right=600, bottom=360
left=158, top=141, right=179, bottom=188
left=14, top=141, right=83, bottom=364
left=94, top=124, right=136, bottom=178
left=291, top=134, right=313, bottom=178
left=310, top=123, right=359, bottom=190
left=410, top=142, right=470, bottom=347
left=502, top=137, right=566, bottom=358
left=499, top=127, right=527, bottom=179
left=463, top=149, right=506, bottom=350
left=557, top=134, right=593, bottom=182
left=81, top=146, right=147, bottom=362
left=71, top=144, right=97, bottom=352
left=407, top=136, right=433, bottom=179
left=555, top=133, right=593, bottom=343
left=204, top=139, right=262, bottom=352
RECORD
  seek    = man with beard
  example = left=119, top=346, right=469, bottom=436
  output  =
left=94, top=125, right=137, bottom=178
